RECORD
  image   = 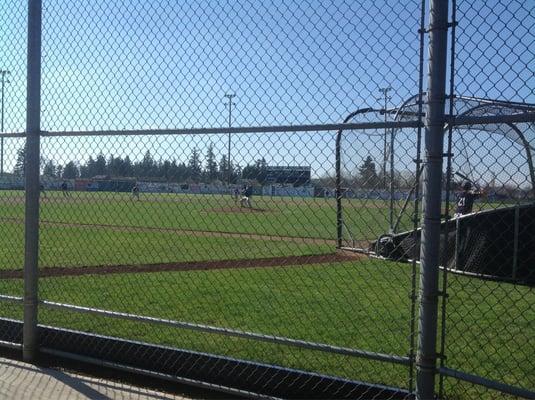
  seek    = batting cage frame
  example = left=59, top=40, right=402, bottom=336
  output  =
left=335, top=94, right=535, bottom=256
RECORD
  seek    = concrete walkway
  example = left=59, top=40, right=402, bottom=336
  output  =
left=0, top=357, right=190, bottom=400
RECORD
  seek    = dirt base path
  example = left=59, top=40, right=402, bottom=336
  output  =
left=0, top=217, right=335, bottom=246
left=0, top=251, right=363, bottom=279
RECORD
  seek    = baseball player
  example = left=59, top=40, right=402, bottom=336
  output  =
left=240, top=185, right=252, bottom=208
left=454, top=181, right=484, bottom=217
left=132, top=183, right=140, bottom=200
left=231, top=187, right=240, bottom=204
left=61, top=180, right=70, bottom=197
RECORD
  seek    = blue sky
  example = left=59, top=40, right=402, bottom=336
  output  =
left=0, top=0, right=533, bottom=184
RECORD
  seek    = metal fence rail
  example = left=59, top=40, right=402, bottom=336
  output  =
left=0, top=0, right=534, bottom=399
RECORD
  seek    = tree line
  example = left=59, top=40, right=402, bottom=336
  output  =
left=12, top=148, right=519, bottom=193
left=12, top=145, right=270, bottom=185
left=339, top=155, right=418, bottom=190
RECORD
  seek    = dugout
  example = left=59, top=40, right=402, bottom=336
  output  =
left=335, top=94, right=535, bottom=282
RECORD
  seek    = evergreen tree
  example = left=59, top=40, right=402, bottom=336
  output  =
left=188, top=148, right=202, bottom=182
left=137, top=150, right=155, bottom=177
left=42, top=159, right=58, bottom=177
left=107, top=155, right=131, bottom=177
left=205, top=144, right=218, bottom=182
left=218, top=154, right=229, bottom=182
left=255, top=158, right=268, bottom=184
left=123, top=156, right=134, bottom=177
left=13, top=147, right=25, bottom=177
left=56, top=165, right=63, bottom=178
left=242, top=158, right=268, bottom=184
left=79, top=163, right=88, bottom=178
left=170, top=161, right=189, bottom=182
left=241, top=163, right=258, bottom=181
left=94, top=154, right=107, bottom=176
left=62, top=161, right=79, bottom=179
left=358, top=155, right=379, bottom=188
left=161, top=160, right=171, bottom=181
left=81, top=156, right=95, bottom=178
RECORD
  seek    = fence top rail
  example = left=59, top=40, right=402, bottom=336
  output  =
left=0, top=120, right=423, bottom=138
left=1, top=114, right=532, bottom=140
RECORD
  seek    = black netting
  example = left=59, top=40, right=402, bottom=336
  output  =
left=374, top=204, right=535, bottom=285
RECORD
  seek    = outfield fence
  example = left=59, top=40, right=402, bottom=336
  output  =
left=1, top=0, right=534, bottom=399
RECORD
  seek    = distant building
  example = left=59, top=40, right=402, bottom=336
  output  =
left=265, top=166, right=311, bottom=186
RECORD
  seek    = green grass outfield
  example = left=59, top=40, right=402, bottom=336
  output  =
left=0, top=189, right=398, bottom=238
left=0, top=190, right=336, bottom=269
left=0, top=260, right=533, bottom=398
left=0, top=189, right=532, bottom=398
left=0, top=190, right=404, bottom=269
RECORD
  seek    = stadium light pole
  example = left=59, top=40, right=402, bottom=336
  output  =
left=224, top=93, right=236, bottom=185
left=0, top=69, right=10, bottom=177
left=379, top=86, right=392, bottom=189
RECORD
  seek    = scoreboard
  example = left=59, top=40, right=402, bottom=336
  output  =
left=265, top=166, right=311, bottom=186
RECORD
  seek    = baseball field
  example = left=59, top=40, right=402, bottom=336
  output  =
left=0, top=190, right=533, bottom=397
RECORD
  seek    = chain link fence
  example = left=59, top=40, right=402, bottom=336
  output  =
left=0, top=0, right=533, bottom=398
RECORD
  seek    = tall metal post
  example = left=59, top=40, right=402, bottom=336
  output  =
left=416, top=0, right=450, bottom=398
left=511, top=205, right=520, bottom=280
left=0, top=69, right=10, bottom=176
left=389, top=125, right=395, bottom=233
left=379, top=87, right=392, bottom=189
left=224, top=93, right=236, bottom=185
left=23, top=0, right=42, bottom=363
left=335, top=127, right=343, bottom=248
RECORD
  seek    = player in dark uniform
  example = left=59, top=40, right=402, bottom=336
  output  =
left=60, top=180, right=70, bottom=197
left=455, top=181, right=483, bottom=216
left=233, top=187, right=240, bottom=202
left=240, top=185, right=252, bottom=208
left=132, top=183, right=140, bottom=200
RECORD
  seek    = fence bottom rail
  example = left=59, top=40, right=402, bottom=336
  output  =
left=439, top=366, right=535, bottom=399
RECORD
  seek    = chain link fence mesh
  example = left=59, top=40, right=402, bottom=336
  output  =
left=437, top=0, right=535, bottom=398
left=0, top=0, right=533, bottom=398
left=0, top=0, right=27, bottom=343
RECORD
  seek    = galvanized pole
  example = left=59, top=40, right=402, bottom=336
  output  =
left=335, top=126, right=343, bottom=248
left=379, top=87, right=392, bottom=190
left=23, top=0, right=42, bottom=363
left=512, top=205, right=520, bottom=280
left=389, top=125, right=395, bottom=233
left=416, top=0, right=450, bottom=398
left=0, top=69, right=10, bottom=176
left=224, top=93, right=236, bottom=185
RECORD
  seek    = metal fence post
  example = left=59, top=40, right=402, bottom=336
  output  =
left=335, top=126, right=343, bottom=249
left=512, top=205, right=520, bottom=281
left=23, top=0, right=42, bottom=363
left=389, top=126, right=395, bottom=233
left=416, top=0, right=450, bottom=398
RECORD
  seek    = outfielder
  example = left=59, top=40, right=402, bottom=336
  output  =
left=132, top=183, right=140, bottom=200
left=61, top=180, right=70, bottom=197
